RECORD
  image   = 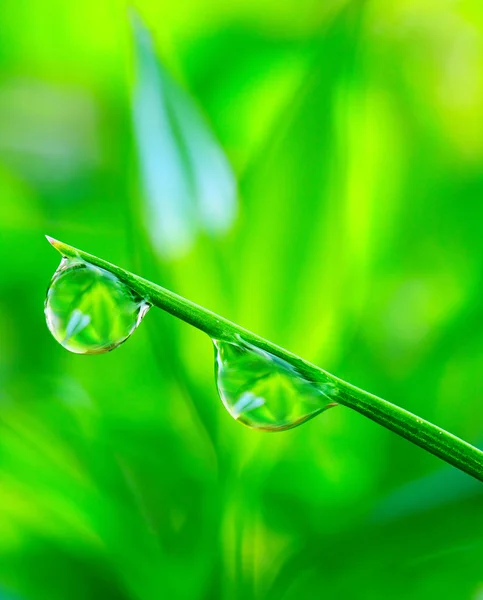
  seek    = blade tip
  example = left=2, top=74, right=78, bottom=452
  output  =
left=45, top=235, right=62, bottom=249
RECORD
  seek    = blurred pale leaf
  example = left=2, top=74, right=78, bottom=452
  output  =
left=132, top=14, right=237, bottom=259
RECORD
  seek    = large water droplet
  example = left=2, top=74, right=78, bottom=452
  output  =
left=214, top=338, right=338, bottom=431
left=45, top=258, right=150, bottom=354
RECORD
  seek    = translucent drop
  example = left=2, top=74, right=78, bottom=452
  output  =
left=214, top=338, right=338, bottom=431
left=45, top=258, right=150, bottom=354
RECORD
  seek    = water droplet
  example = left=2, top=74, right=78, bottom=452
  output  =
left=45, top=258, right=150, bottom=354
left=214, top=338, right=338, bottom=431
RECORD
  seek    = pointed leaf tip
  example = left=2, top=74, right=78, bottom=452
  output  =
left=45, top=235, right=64, bottom=252
left=45, top=235, right=58, bottom=245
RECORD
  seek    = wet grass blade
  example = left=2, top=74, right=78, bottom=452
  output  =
left=46, top=236, right=483, bottom=482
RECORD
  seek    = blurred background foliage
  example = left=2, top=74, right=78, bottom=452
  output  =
left=1, top=0, right=483, bottom=598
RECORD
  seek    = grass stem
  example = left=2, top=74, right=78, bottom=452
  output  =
left=47, top=236, right=483, bottom=482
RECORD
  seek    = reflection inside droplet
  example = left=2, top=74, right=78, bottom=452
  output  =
left=214, top=337, right=338, bottom=431
left=45, top=257, right=150, bottom=354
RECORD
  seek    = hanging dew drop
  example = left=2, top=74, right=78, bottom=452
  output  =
left=45, top=257, right=150, bottom=354
left=213, top=337, right=338, bottom=431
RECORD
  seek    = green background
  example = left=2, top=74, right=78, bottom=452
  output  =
left=1, top=0, right=483, bottom=598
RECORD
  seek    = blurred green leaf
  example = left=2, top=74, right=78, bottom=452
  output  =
left=132, top=14, right=237, bottom=259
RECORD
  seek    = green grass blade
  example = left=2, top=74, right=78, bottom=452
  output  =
left=46, top=236, right=483, bottom=482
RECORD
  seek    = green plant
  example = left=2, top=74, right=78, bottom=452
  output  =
left=46, top=236, right=483, bottom=482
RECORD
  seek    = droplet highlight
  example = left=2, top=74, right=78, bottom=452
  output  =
left=214, top=338, right=338, bottom=431
left=45, top=258, right=150, bottom=354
